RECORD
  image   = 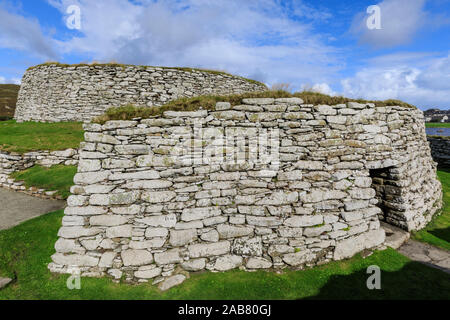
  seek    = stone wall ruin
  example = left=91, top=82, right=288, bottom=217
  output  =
left=14, top=64, right=267, bottom=123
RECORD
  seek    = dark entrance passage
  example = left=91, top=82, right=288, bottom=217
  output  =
left=369, top=166, right=405, bottom=228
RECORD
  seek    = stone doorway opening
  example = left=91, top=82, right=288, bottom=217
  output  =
left=369, top=166, right=404, bottom=229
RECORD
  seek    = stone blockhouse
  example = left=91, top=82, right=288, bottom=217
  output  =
left=14, top=64, right=267, bottom=123
left=49, top=98, right=442, bottom=286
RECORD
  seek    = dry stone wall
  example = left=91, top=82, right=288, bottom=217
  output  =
left=49, top=98, right=442, bottom=287
left=427, top=137, right=450, bottom=167
left=0, top=149, right=78, bottom=196
left=14, top=64, right=267, bottom=123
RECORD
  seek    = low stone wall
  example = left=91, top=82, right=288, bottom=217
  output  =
left=49, top=98, right=441, bottom=288
left=0, top=149, right=78, bottom=197
left=14, top=64, right=267, bottom=123
left=427, top=137, right=450, bottom=167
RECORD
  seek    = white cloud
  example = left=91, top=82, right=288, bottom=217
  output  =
left=0, top=75, right=21, bottom=84
left=300, top=82, right=337, bottom=96
left=350, top=0, right=427, bottom=48
left=0, top=5, right=58, bottom=59
left=45, top=0, right=341, bottom=87
left=341, top=54, right=450, bottom=109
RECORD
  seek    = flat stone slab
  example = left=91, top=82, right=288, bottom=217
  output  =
left=0, top=277, right=12, bottom=289
left=158, top=274, right=186, bottom=291
left=398, top=239, right=450, bottom=274
left=381, top=222, right=410, bottom=249
left=0, top=188, right=66, bottom=230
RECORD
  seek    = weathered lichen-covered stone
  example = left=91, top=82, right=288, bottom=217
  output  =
left=282, top=250, right=317, bottom=266
left=51, top=253, right=99, bottom=267
left=188, top=241, right=231, bottom=258
left=284, top=215, right=324, bottom=227
left=217, top=224, right=253, bottom=239
left=232, top=237, right=263, bottom=256
left=121, top=249, right=153, bottom=266
left=214, top=255, right=243, bottom=271
left=154, top=249, right=183, bottom=265
left=181, top=258, right=207, bottom=271
left=134, top=266, right=162, bottom=279
left=246, top=257, right=273, bottom=269
left=89, top=215, right=128, bottom=226
left=169, top=229, right=198, bottom=246
left=137, top=214, right=177, bottom=228
left=106, top=225, right=133, bottom=238
left=181, top=207, right=221, bottom=222
left=334, top=229, right=386, bottom=260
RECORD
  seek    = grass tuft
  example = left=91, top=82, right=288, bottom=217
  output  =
left=26, top=62, right=267, bottom=88
left=94, top=90, right=417, bottom=124
left=0, top=120, right=84, bottom=154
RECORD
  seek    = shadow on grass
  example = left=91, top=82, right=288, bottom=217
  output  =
left=429, top=226, right=450, bottom=243
left=304, top=261, right=450, bottom=300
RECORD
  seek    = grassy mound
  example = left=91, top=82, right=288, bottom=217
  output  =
left=0, top=84, right=20, bottom=120
left=94, top=90, right=417, bottom=124
left=0, top=120, right=84, bottom=154
left=10, top=165, right=77, bottom=199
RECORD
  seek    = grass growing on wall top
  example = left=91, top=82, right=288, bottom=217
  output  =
left=10, top=165, right=77, bottom=199
left=0, top=120, right=84, bottom=154
left=26, top=62, right=267, bottom=88
left=93, top=90, right=417, bottom=123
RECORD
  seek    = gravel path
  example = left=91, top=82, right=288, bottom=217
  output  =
left=398, top=240, right=450, bottom=274
left=0, top=188, right=66, bottom=231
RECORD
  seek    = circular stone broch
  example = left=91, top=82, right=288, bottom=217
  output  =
left=14, top=63, right=267, bottom=123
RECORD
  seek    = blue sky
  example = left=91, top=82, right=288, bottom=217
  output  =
left=0, top=0, right=449, bottom=110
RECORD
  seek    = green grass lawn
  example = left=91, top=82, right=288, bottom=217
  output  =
left=0, top=120, right=84, bottom=153
left=10, top=165, right=77, bottom=199
left=412, top=168, right=450, bottom=250
left=426, top=123, right=450, bottom=128
left=0, top=210, right=448, bottom=300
